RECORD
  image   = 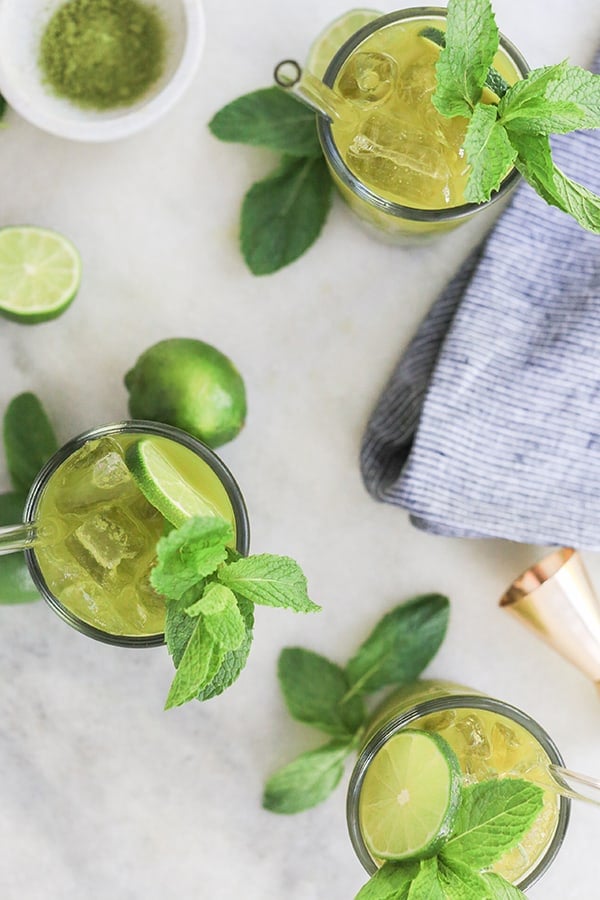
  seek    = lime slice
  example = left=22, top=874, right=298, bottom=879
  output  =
left=125, top=437, right=217, bottom=528
left=359, top=730, right=462, bottom=861
left=0, top=226, right=81, bottom=323
left=306, top=9, right=382, bottom=79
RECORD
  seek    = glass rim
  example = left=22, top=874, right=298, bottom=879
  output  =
left=23, top=419, right=250, bottom=649
left=317, top=6, right=531, bottom=223
left=346, top=693, right=571, bottom=891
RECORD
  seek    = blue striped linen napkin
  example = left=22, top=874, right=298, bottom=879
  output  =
left=360, top=64, right=600, bottom=549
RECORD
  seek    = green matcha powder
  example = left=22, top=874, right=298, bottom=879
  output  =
left=39, top=0, right=166, bottom=110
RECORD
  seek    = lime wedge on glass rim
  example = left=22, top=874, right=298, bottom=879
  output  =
left=0, top=226, right=81, bottom=323
left=125, top=437, right=218, bottom=528
left=306, top=9, right=382, bottom=79
left=359, top=730, right=462, bottom=861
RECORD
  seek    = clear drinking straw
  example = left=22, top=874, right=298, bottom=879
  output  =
left=273, top=59, right=358, bottom=126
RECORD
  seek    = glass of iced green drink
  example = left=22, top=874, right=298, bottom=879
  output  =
left=347, top=680, right=570, bottom=891
left=0, top=421, right=249, bottom=647
left=316, top=7, right=529, bottom=240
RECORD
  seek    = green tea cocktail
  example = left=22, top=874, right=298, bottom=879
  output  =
left=23, top=422, right=249, bottom=645
left=317, top=9, right=529, bottom=238
left=348, top=680, right=569, bottom=891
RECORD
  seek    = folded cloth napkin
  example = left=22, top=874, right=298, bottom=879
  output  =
left=360, top=58, right=600, bottom=549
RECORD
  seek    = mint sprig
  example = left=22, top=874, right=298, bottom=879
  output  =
left=435, top=0, right=600, bottom=231
left=263, top=594, right=449, bottom=814
left=357, top=778, right=541, bottom=899
left=210, top=88, right=333, bottom=275
left=152, top=516, right=319, bottom=709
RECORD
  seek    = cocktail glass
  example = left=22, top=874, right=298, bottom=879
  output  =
left=310, top=7, right=529, bottom=241
left=0, top=420, right=249, bottom=647
left=347, top=680, right=570, bottom=890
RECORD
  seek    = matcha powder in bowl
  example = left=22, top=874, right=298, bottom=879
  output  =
left=39, top=0, right=166, bottom=110
left=0, top=0, right=205, bottom=140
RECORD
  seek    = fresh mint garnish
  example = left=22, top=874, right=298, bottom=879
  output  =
left=263, top=738, right=355, bottom=814
left=210, top=90, right=332, bottom=276
left=240, top=154, right=332, bottom=276
left=0, top=94, right=6, bottom=122
left=209, top=87, right=322, bottom=158
left=440, top=778, right=544, bottom=869
left=435, top=0, right=600, bottom=230
left=152, top=515, right=319, bottom=709
left=420, top=27, right=509, bottom=99
left=263, top=594, right=449, bottom=814
left=355, top=861, right=419, bottom=900
left=3, top=392, right=58, bottom=494
left=345, top=593, right=449, bottom=696
left=356, top=778, right=540, bottom=898
left=481, top=873, right=527, bottom=898
left=278, top=647, right=366, bottom=738
left=432, top=0, right=500, bottom=118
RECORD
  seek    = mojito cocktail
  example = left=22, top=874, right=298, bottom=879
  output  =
left=22, top=421, right=249, bottom=646
left=348, top=680, right=569, bottom=891
left=317, top=8, right=529, bottom=238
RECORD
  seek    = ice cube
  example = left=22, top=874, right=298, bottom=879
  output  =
left=55, top=437, right=137, bottom=514
left=92, top=451, right=130, bottom=490
left=456, top=714, right=492, bottom=759
left=398, top=63, right=437, bottom=106
left=419, top=710, right=456, bottom=732
left=346, top=111, right=454, bottom=205
left=338, top=52, right=397, bottom=107
left=68, top=506, right=145, bottom=581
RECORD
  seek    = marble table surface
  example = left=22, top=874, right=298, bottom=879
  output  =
left=1, top=1, right=600, bottom=898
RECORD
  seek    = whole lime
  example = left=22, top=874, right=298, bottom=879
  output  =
left=124, top=338, right=247, bottom=448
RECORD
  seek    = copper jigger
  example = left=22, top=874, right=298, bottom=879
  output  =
left=500, top=547, right=600, bottom=688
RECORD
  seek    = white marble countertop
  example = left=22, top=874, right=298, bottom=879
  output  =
left=1, top=1, right=600, bottom=898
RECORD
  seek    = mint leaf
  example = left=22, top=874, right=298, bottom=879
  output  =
left=0, top=492, right=39, bottom=604
left=164, top=590, right=200, bottom=665
left=0, top=94, right=6, bottom=121
left=441, top=778, right=544, bottom=869
left=263, top=739, right=352, bottom=813
left=151, top=516, right=232, bottom=600
left=481, top=873, right=527, bottom=898
left=278, top=648, right=365, bottom=738
left=218, top=553, right=320, bottom=612
left=345, top=594, right=449, bottom=696
left=240, top=154, right=332, bottom=275
left=355, top=861, right=419, bottom=900
left=3, top=393, right=58, bottom=494
left=407, top=858, right=445, bottom=899
left=498, top=62, right=600, bottom=135
left=437, top=858, right=491, bottom=899
left=209, top=87, right=321, bottom=158
left=420, top=26, right=509, bottom=99
left=464, top=104, right=516, bottom=202
left=432, top=0, right=499, bottom=118
left=196, top=597, right=254, bottom=701
left=509, top=131, right=600, bottom=233
left=186, top=582, right=246, bottom=651
left=165, top=617, right=225, bottom=709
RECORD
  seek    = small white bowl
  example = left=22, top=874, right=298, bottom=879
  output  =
left=0, top=0, right=205, bottom=142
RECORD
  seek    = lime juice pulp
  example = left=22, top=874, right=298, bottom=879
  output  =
left=32, top=430, right=237, bottom=639
left=352, top=681, right=566, bottom=888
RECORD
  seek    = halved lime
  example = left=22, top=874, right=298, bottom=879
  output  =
left=0, top=226, right=81, bottom=323
left=125, top=437, right=217, bottom=528
left=359, top=730, right=462, bottom=861
left=306, top=9, right=382, bottom=79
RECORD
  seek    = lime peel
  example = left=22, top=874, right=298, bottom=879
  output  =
left=0, top=226, right=81, bottom=323
left=125, top=437, right=217, bottom=528
left=360, top=729, right=462, bottom=861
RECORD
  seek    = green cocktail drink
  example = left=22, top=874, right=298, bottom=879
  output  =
left=317, top=8, right=529, bottom=239
left=347, top=680, right=569, bottom=891
left=22, top=422, right=249, bottom=645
